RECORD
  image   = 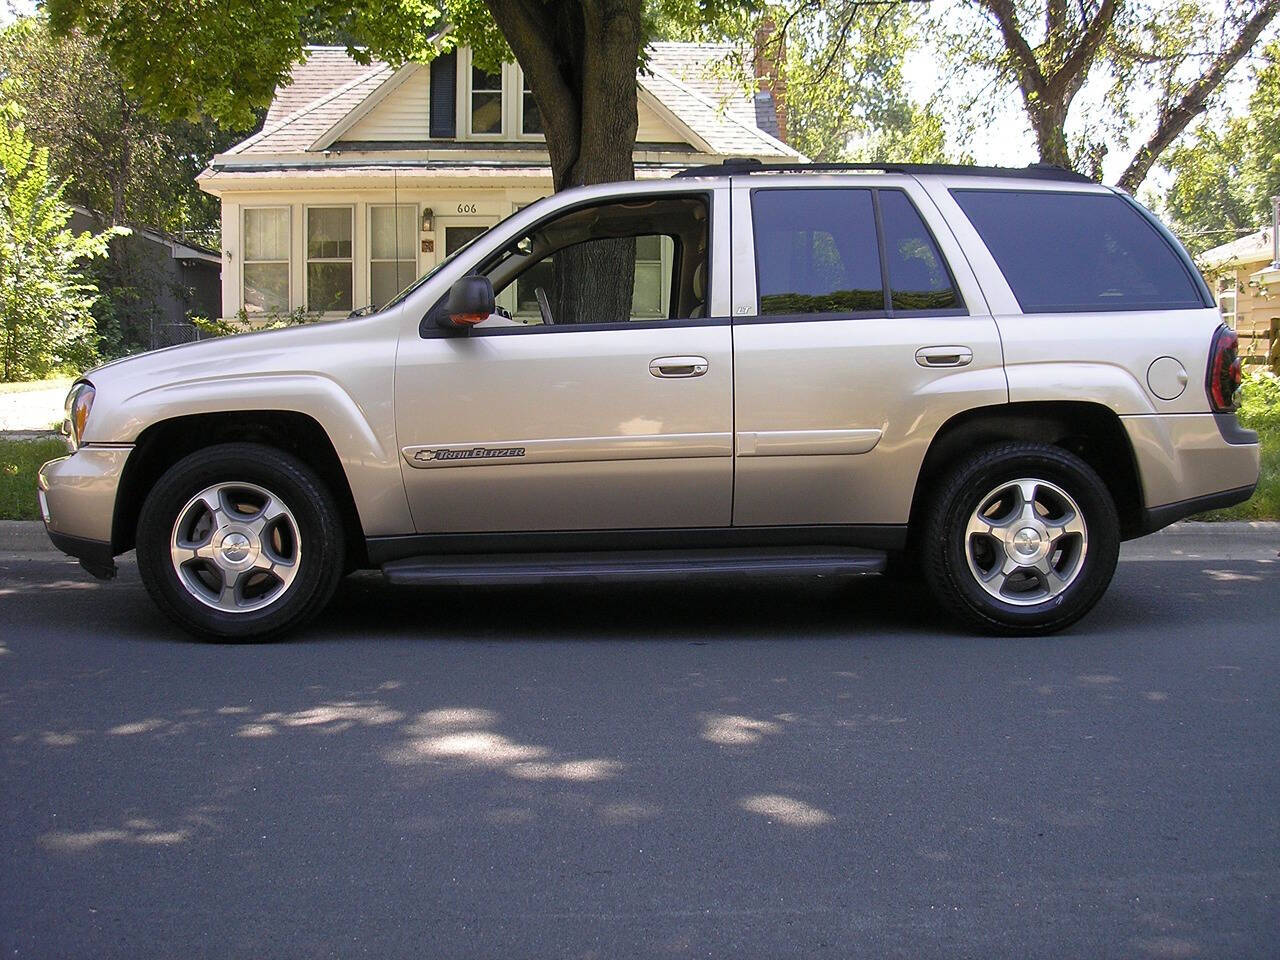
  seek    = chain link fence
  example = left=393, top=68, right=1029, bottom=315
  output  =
left=149, top=321, right=204, bottom=350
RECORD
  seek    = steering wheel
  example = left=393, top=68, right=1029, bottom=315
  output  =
left=534, top=287, right=554, bottom=326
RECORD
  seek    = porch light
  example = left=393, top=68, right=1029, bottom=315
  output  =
left=422, top=208, right=434, bottom=232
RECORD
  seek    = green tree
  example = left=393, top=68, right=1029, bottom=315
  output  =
left=935, top=0, right=1280, bottom=189
left=45, top=0, right=754, bottom=326
left=46, top=0, right=747, bottom=192
left=1162, top=40, right=1280, bottom=253
left=774, top=1, right=955, bottom=162
left=0, top=15, right=248, bottom=237
left=0, top=101, right=122, bottom=381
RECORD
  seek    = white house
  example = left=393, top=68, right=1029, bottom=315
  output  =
left=198, top=43, right=800, bottom=321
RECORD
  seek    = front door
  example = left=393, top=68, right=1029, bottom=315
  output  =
left=442, top=223, right=488, bottom=256
left=394, top=186, right=734, bottom=535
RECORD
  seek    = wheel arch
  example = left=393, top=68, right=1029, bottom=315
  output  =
left=112, top=411, right=368, bottom=568
left=908, top=401, right=1146, bottom=543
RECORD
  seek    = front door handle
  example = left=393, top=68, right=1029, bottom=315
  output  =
left=915, top=345, right=973, bottom=368
left=650, top=356, right=709, bottom=378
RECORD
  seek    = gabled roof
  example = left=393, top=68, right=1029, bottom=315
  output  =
left=221, top=43, right=798, bottom=161
left=1199, top=227, right=1274, bottom=271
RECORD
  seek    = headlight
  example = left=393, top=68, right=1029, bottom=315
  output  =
left=64, top=381, right=95, bottom=449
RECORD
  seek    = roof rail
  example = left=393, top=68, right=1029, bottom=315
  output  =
left=672, top=158, right=1094, bottom=183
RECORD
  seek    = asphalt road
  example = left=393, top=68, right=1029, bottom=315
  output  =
left=1, top=551, right=1277, bottom=959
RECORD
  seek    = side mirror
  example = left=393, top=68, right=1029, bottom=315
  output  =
left=436, top=275, right=495, bottom=330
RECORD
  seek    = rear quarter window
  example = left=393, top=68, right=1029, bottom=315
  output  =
left=950, top=189, right=1208, bottom=313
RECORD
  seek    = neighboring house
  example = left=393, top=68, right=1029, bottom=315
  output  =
left=198, top=43, right=800, bottom=322
left=70, top=207, right=223, bottom=344
left=1198, top=228, right=1279, bottom=367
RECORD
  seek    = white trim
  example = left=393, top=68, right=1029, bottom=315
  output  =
left=368, top=202, right=420, bottom=307
left=304, top=204, right=355, bottom=315
left=242, top=205, right=293, bottom=316
left=310, top=63, right=424, bottom=151
left=640, top=63, right=802, bottom=159
left=226, top=64, right=391, bottom=156
left=461, top=48, right=506, bottom=139
left=635, top=84, right=715, bottom=154
left=514, top=64, right=546, bottom=142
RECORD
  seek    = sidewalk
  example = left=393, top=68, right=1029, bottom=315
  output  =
left=3, top=520, right=1277, bottom=560
left=0, top=381, right=70, bottom=432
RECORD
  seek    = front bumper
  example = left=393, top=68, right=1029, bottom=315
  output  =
left=38, top=445, right=132, bottom=574
left=1122, top=413, right=1260, bottom=535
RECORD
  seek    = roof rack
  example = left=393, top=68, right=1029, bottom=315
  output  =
left=672, top=158, right=1094, bottom=183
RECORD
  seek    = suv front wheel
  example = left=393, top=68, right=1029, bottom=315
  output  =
left=921, top=442, right=1119, bottom=635
left=136, top=443, right=345, bottom=641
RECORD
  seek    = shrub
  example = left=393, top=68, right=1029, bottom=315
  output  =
left=0, top=100, right=123, bottom=381
left=1238, top=370, right=1280, bottom=432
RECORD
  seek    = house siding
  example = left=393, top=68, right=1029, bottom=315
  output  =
left=221, top=186, right=553, bottom=318
left=203, top=43, right=802, bottom=321
left=1210, top=261, right=1279, bottom=366
left=347, top=68, right=431, bottom=141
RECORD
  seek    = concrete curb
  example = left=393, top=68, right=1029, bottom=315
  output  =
left=1, top=518, right=1277, bottom=555
left=0, top=520, right=54, bottom=552
left=0, top=430, right=63, bottom=441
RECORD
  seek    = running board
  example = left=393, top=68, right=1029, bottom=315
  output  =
left=381, top=546, right=887, bottom=586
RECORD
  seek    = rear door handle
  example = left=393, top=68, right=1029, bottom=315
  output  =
left=915, top=345, right=973, bottom=368
left=650, top=356, right=709, bottom=378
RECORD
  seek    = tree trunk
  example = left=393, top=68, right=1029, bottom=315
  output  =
left=484, top=0, right=642, bottom=323
left=1116, top=0, right=1280, bottom=194
left=1027, top=102, right=1071, bottom=170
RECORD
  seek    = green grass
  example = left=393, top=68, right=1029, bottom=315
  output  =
left=0, top=377, right=73, bottom=395
left=1193, top=425, right=1279, bottom=521
left=0, top=438, right=69, bottom=521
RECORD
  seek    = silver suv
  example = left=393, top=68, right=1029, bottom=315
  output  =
left=39, top=162, right=1260, bottom=640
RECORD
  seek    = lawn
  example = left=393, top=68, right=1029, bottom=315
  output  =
left=0, top=377, right=73, bottom=395
left=1194, top=424, right=1280, bottom=521
left=0, top=437, right=68, bottom=521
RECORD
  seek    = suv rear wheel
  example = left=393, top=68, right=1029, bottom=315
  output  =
left=921, top=442, right=1119, bottom=635
left=136, top=443, right=345, bottom=641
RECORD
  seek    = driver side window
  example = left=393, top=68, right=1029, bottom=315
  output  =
left=480, top=194, right=710, bottom=328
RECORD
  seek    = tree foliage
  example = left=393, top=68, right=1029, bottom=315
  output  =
left=1162, top=40, right=1280, bottom=253
left=768, top=0, right=956, bottom=162
left=0, top=100, right=122, bottom=381
left=932, top=0, right=1280, bottom=188
left=0, top=15, right=248, bottom=237
left=47, top=0, right=747, bottom=188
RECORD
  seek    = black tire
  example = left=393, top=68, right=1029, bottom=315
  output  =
left=921, top=442, right=1119, bottom=635
left=136, top=443, right=345, bottom=642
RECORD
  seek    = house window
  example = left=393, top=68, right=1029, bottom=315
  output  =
left=370, top=205, right=418, bottom=308
left=242, top=207, right=291, bottom=315
left=470, top=66, right=503, bottom=135
left=1218, top=274, right=1238, bottom=329
left=632, top=235, right=672, bottom=318
left=520, top=72, right=542, bottom=136
left=306, top=206, right=353, bottom=313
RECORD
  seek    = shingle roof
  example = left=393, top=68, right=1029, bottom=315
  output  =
left=1198, top=228, right=1274, bottom=271
left=224, top=43, right=798, bottom=160
left=638, top=47, right=796, bottom=158
left=263, top=48, right=379, bottom=126
left=227, top=58, right=393, bottom=156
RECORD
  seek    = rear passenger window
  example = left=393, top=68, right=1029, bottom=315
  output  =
left=880, top=190, right=961, bottom=312
left=752, top=189, right=882, bottom=315
left=751, top=188, right=962, bottom=316
left=951, top=189, right=1207, bottom=313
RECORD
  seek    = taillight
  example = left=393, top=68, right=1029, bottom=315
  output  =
left=1206, top=324, right=1242, bottom=412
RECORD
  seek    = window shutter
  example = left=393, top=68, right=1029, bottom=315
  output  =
left=430, top=52, right=457, bottom=138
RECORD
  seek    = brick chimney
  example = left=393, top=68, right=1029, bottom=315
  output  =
left=753, top=20, right=787, bottom=144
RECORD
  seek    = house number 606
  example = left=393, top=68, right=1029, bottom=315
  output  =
left=456, top=203, right=477, bottom=214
